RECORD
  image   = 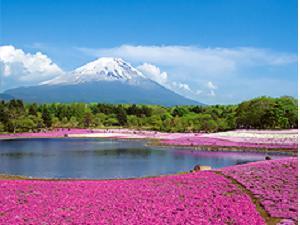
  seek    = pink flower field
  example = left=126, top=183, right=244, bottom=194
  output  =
left=160, top=129, right=298, bottom=152
left=0, top=172, right=265, bottom=225
left=161, top=136, right=297, bottom=151
left=222, top=157, right=298, bottom=225
left=0, top=157, right=297, bottom=225
left=0, top=129, right=297, bottom=224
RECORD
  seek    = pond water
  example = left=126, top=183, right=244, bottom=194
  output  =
left=0, top=138, right=286, bottom=179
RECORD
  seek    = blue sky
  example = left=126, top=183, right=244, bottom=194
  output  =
left=0, top=0, right=298, bottom=104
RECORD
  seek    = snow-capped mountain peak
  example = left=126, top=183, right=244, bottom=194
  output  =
left=73, top=57, right=145, bottom=82
left=42, top=57, right=145, bottom=85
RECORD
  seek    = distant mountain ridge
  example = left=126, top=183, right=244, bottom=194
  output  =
left=2, top=57, right=202, bottom=106
left=0, top=93, right=14, bottom=101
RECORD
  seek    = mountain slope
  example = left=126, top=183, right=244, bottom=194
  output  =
left=4, top=81, right=199, bottom=106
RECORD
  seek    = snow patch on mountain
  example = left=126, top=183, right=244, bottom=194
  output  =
left=41, top=57, right=145, bottom=85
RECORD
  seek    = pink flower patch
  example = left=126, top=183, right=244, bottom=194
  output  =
left=0, top=172, right=265, bottom=224
left=221, top=157, right=298, bottom=222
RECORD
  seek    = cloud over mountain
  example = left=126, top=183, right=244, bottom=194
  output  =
left=77, top=45, right=297, bottom=103
left=77, top=45, right=297, bottom=73
left=137, top=63, right=168, bottom=85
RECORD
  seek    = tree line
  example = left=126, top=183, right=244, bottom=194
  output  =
left=0, top=96, right=297, bottom=133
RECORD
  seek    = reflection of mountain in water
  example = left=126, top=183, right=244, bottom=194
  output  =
left=0, top=152, right=53, bottom=158
left=73, top=148, right=166, bottom=159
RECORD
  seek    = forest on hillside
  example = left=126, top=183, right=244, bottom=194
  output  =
left=0, top=96, right=297, bottom=133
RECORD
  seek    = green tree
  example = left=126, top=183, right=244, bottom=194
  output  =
left=116, top=107, right=127, bottom=126
left=42, top=108, right=52, bottom=128
left=82, top=112, right=94, bottom=128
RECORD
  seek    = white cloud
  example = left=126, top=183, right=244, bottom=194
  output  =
left=136, top=62, right=219, bottom=99
left=77, top=45, right=297, bottom=75
left=195, top=90, right=203, bottom=95
left=171, top=82, right=192, bottom=92
left=137, top=63, right=168, bottom=85
left=207, top=81, right=217, bottom=90
left=78, top=45, right=235, bottom=74
left=136, top=62, right=199, bottom=98
left=208, top=90, right=216, bottom=97
left=0, top=45, right=64, bottom=90
left=206, top=81, right=217, bottom=97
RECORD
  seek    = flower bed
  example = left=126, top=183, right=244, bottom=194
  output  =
left=0, top=172, right=265, bottom=225
left=161, top=130, right=298, bottom=152
left=203, top=130, right=298, bottom=145
left=161, top=136, right=297, bottom=150
left=221, top=157, right=298, bottom=224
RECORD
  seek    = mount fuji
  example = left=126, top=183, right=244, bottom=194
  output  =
left=3, top=57, right=201, bottom=106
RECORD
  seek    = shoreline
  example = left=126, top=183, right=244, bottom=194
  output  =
left=0, top=170, right=192, bottom=181
left=0, top=132, right=297, bottom=155
left=150, top=140, right=297, bottom=155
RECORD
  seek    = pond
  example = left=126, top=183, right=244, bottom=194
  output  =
left=0, top=138, right=286, bottom=179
